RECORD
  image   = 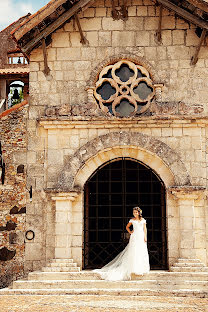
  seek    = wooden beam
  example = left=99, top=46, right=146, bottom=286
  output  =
left=21, top=0, right=92, bottom=53
left=190, top=29, right=207, bottom=65
left=41, top=38, right=50, bottom=76
left=156, top=5, right=163, bottom=43
left=111, top=0, right=119, bottom=20
left=74, top=13, right=89, bottom=45
left=157, top=0, right=208, bottom=30
left=121, top=0, right=128, bottom=21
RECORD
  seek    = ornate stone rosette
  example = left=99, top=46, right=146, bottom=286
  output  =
left=94, top=60, right=155, bottom=117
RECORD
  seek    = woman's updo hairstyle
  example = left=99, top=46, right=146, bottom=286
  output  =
left=133, top=206, right=142, bottom=220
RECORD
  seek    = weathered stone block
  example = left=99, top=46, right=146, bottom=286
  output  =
left=55, top=71, right=63, bottom=81
left=136, top=31, right=150, bottom=46
left=86, top=31, right=98, bottom=46
left=128, top=6, right=137, bottom=16
left=70, top=32, right=82, bottom=47
left=83, top=8, right=95, bottom=17
left=72, top=235, right=82, bottom=247
left=55, top=235, right=69, bottom=247
left=148, top=6, right=156, bottom=16
left=144, top=17, right=158, bottom=30
left=99, top=31, right=112, bottom=46
left=30, top=49, right=44, bottom=61
left=30, top=72, right=38, bottom=82
left=80, top=18, right=102, bottom=31
left=81, top=47, right=97, bottom=60
left=112, top=31, right=135, bottom=46
left=167, top=46, right=190, bottom=60
left=145, top=47, right=157, bottom=60
left=102, top=18, right=124, bottom=30
left=162, top=16, right=176, bottom=29
left=74, top=61, right=91, bottom=71
left=52, top=32, right=70, bottom=47
left=63, top=70, right=76, bottom=81
left=57, top=48, right=81, bottom=60
left=161, top=30, right=172, bottom=46
left=30, top=62, right=39, bottom=71
left=69, top=135, right=80, bottom=149
left=125, top=17, right=143, bottom=30
left=47, top=48, right=57, bottom=61
left=95, top=7, right=107, bottom=17
left=137, top=6, right=147, bottom=16
left=176, top=17, right=190, bottom=29
left=25, top=243, right=42, bottom=261
left=172, top=30, right=185, bottom=45
left=48, top=150, right=63, bottom=165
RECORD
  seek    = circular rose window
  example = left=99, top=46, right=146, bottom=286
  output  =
left=94, top=60, right=155, bottom=117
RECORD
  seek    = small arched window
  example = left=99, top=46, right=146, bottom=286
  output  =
left=94, top=60, right=155, bottom=117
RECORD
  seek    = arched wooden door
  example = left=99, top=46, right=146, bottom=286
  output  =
left=84, top=158, right=167, bottom=270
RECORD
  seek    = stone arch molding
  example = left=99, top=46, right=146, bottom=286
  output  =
left=56, top=132, right=191, bottom=191
left=86, top=53, right=161, bottom=88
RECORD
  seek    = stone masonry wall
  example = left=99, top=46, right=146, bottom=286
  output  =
left=25, top=0, right=208, bottom=271
left=29, top=0, right=208, bottom=117
left=24, top=119, right=208, bottom=269
left=0, top=102, right=28, bottom=288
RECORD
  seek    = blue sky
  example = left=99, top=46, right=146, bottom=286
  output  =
left=0, top=0, right=49, bottom=31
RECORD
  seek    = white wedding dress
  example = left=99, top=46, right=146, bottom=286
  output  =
left=93, top=218, right=150, bottom=281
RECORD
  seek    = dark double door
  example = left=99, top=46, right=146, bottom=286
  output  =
left=84, top=158, right=167, bottom=270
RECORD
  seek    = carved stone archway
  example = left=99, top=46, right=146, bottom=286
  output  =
left=56, top=131, right=191, bottom=191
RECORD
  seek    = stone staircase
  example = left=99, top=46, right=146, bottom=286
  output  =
left=41, top=259, right=80, bottom=272
left=170, top=258, right=208, bottom=272
left=1, top=258, right=208, bottom=297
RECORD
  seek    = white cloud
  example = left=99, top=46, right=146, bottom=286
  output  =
left=0, top=0, right=35, bottom=31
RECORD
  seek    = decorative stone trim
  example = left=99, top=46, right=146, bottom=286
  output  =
left=154, top=84, right=164, bottom=103
left=56, top=131, right=191, bottom=190
left=51, top=192, right=78, bottom=201
left=94, top=60, right=155, bottom=117
left=168, top=186, right=206, bottom=199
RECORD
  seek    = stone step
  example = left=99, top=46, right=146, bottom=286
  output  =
left=172, top=263, right=205, bottom=267
left=170, top=267, right=208, bottom=272
left=28, top=271, right=208, bottom=281
left=0, top=288, right=207, bottom=298
left=48, top=259, right=74, bottom=263
left=28, top=271, right=102, bottom=280
left=42, top=267, right=80, bottom=272
left=48, top=262, right=77, bottom=267
left=12, top=279, right=208, bottom=290
left=177, top=259, right=202, bottom=263
left=133, top=271, right=208, bottom=281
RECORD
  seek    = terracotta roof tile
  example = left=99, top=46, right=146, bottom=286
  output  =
left=0, top=14, right=31, bottom=33
left=11, top=0, right=74, bottom=40
left=0, top=100, right=28, bottom=119
left=0, top=68, right=29, bottom=75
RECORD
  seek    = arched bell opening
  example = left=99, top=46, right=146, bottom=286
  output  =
left=83, top=157, right=168, bottom=270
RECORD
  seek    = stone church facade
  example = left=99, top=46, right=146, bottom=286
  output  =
left=1, top=0, right=208, bottom=286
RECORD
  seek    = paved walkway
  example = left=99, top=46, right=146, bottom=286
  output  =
left=0, top=294, right=208, bottom=312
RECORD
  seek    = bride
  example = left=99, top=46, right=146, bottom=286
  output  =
left=93, top=207, right=150, bottom=281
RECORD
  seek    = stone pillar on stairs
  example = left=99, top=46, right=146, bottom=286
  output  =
left=169, top=186, right=206, bottom=263
left=52, top=192, right=78, bottom=259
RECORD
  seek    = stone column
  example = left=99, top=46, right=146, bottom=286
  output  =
left=52, top=192, right=78, bottom=259
left=169, top=187, right=206, bottom=259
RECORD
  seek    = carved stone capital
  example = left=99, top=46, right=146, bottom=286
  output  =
left=154, top=83, right=164, bottom=102
left=168, top=186, right=206, bottom=200
left=51, top=192, right=78, bottom=202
